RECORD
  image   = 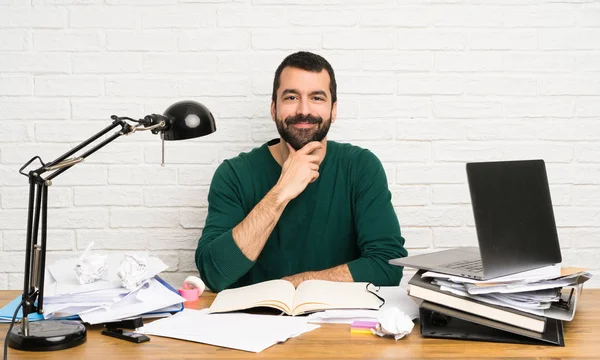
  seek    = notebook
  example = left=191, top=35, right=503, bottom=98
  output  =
left=208, top=279, right=383, bottom=316
left=390, top=159, right=562, bottom=280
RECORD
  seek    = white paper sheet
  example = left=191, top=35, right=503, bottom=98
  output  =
left=438, top=285, right=552, bottom=310
left=306, top=310, right=379, bottom=324
left=306, top=286, right=419, bottom=324
left=138, top=309, right=320, bottom=353
left=378, top=286, right=419, bottom=319
left=433, top=279, right=560, bottom=304
left=464, top=272, right=591, bottom=294
left=79, top=278, right=185, bottom=324
left=47, top=254, right=168, bottom=296
left=44, top=287, right=129, bottom=304
left=421, top=264, right=561, bottom=284
left=435, top=283, right=582, bottom=321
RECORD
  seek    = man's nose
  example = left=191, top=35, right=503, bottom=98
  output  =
left=296, top=98, right=310, bottom=116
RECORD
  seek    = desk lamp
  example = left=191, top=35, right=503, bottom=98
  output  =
left=5, top=100, right=216, bottom=352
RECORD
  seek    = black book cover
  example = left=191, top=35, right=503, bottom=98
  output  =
left=419, top=301, right=564, bottom=346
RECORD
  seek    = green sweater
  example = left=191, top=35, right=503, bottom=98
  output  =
left=195, top=140, right=407, bottom=292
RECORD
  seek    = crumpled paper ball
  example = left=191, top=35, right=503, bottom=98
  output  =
left=371, top=307, right=415, bottom=340
left=117, top=254, right=148, bottom=291
left=75, top=243, right=108, bottom=285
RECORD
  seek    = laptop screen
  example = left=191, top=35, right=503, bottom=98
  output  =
left=467, top=159, right=562, bottom=278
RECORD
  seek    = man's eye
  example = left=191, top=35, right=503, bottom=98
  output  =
left=284, top=96, right=297, bottom=101
left=313, top=96, right=324, bottom=101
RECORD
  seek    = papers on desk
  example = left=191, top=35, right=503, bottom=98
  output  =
left=78, top=277, right=185, bottom=325
left=0, top=276, right=184, bottom=324
left=462, top=271, right=591, bottom=295
left=422, top=264, right=562, bottom=285
left=306, top=286, right=419, bottom=324
left=307, top=309, right=379, bottom=324
left=379, top=286, right=420, bottom=319
left=434, top=280, right=561, bottom=309
left=46, top=254, right=168, bottom=296
left=0, top=253, right=185, bottom=324
left=40, top=253, right=184, bottom=323
left=420, top=267, right=591, bottom=322
left=138, top=309, right=320, bottom=353
left=138, top=287, right=418, bottom=352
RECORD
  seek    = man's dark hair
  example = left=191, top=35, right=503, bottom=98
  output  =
left=271, top=51, right=337, bottom=104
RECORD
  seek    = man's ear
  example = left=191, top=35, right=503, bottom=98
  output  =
left=270, top=101, right=276, bottom=122
left=331, top=101, right=338, bottom=124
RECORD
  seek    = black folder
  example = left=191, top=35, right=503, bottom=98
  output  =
left=419, top=301, right=565, bottom=346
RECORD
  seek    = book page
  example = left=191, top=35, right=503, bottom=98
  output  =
left=291, top=280, right=382, bottom=315
left=209, top=280, right=296, bottom=314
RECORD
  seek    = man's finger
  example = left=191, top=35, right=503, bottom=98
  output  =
left=297, top=141, right=323, bottom=155
left=286, top=142, right=296, bottom=154
left=305, top=155, right=321, bottom=164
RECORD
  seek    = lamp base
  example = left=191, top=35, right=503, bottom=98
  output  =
left=8, top=320, right=86, bottom=351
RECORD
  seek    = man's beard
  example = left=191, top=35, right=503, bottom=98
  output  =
left=275, top=112, right=331, bottom=151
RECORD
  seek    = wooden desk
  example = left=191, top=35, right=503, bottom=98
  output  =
left=1, top=289, right=599, bottom=359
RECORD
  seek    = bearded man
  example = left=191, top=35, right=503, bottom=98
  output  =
left=195, top=51, right=407, bottom=292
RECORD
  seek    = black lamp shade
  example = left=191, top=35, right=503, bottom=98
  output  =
left=162, top=100, right=216, bottom=141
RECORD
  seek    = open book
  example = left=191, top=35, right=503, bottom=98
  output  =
left=208, top=279, right=383, bottom=316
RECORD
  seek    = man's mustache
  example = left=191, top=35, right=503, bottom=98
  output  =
left=285, top=114, right=323, bottom=125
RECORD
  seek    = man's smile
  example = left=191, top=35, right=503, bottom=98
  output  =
left=291, top=123, right=317, bottom=129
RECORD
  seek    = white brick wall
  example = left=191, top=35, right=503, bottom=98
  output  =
left=1, top=1, right=599, bottom=291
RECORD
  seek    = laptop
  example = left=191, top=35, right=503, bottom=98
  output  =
left=389, top=159, right=562, bottom=280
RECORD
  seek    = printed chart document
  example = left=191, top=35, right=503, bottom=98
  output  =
left=208, top=279, right=382, bottom=316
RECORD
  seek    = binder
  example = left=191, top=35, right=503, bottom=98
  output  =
left=408, top=271, right=547, bottom=332
left=419, top=301, right=565, bottom=346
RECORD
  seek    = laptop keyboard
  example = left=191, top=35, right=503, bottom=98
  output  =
left=441, top=259, right=484, bottom=273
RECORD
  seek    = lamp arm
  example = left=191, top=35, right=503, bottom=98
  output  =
left=20, top=118, right=136, bottom=182
left=17, top=117, right=143, bottom=329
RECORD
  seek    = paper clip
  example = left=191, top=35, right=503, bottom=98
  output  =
left=553, top=287, right=574, bottom=310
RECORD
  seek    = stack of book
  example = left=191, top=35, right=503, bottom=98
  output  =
left=407, top=267, right=591, bottom=346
